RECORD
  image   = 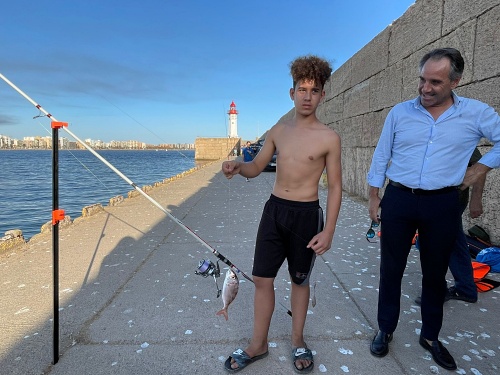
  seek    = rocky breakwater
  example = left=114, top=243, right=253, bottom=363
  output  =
left=0, top=162, right=215, bottom=254
left=0, top=230, right=25, bottom=254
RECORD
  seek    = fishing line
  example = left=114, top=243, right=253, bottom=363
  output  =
left=0, top=72, right=258, bottom=284
left=34, top=117, right=118, bottom=197
left=1, top=72, right=294, bottom=316
left=64, top=70, right=194, bottom=164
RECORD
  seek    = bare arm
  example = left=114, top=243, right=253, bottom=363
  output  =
left=469, top=173, right=486, bottom=218
left=222, top=127, right=278, bottom=179
left=368, top=186, right=381, bottom=222
left=461, top=163, right=491, bottom=189
left=307, top=132, right=342, bottom=255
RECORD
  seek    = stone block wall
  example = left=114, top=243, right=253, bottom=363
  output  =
left=194, top=137, right=240, bottom=160
left=284, top=0, right=500, bottom=242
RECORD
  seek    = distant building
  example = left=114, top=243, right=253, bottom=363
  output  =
left=0, top=133, right=193, bottom=150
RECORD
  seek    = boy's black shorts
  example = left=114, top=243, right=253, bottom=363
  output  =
left=252, top=194, right=324, bottom=285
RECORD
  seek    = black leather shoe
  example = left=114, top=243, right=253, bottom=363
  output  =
left=415, top=286, right=477, bottom=307
left=370, top=330, right=393, bottom=357
left=419, top=335, right=457, bottom=370
left=445, top=287, right=477, bottom=303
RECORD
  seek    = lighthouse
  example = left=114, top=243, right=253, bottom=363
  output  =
left=227, top=101, right=238, bottom=138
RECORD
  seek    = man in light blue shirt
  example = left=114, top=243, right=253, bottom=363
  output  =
left=367, top=48, right=500, bottom=371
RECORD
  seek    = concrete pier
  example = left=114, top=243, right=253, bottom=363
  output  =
left=1, top=161, right=499, bottom=374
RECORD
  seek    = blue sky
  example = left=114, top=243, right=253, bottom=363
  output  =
left=0, top=0, right=415, bottom=145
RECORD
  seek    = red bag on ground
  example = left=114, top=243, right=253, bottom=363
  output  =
left=472, top=261, right=500, bottom=292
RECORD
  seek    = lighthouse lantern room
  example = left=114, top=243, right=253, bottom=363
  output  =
left=228, top=101, right=238, bottom=138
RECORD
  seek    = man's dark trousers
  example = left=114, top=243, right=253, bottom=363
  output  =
left=377, top=183, right=461, bottom=341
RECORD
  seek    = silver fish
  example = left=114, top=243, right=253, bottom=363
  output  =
left=311, top=281, right=317, bottom=308
left=216, top=268, right=239, bottom=321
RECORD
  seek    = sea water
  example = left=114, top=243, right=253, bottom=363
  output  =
left=0, top=149, right=196, bottom=240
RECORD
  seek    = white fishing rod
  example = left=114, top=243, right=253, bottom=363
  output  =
left=1, top=73, right=295, bottom=322
left=0, top=72, right=257, bottom=281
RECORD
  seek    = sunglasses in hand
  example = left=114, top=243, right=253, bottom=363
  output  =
left=366, top=220, right=380, bottom=243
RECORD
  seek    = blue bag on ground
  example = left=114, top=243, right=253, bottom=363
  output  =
left=476, top=247, right=500, bottom=272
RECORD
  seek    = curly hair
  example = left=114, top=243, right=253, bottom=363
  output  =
left=289, top=55, right=332, bottom=89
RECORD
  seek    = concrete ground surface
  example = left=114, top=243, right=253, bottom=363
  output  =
left=1, top=160, right=499, bottom=375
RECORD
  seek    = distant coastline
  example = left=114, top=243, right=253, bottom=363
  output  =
left=0, top=148, right=194, bottom=151
left=0, top=149, right=199, bottom=241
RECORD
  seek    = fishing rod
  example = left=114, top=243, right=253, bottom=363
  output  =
left=0, top=73, right=294, bottom=316
left=0, top=72, right=255, bottom=279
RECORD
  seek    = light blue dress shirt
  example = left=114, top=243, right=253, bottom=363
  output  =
left=367, top=93, right=500, bottom=189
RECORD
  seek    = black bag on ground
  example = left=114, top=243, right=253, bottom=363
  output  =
left=466, top=234, right=492, bottom=258
left=468, top=225, right=491, bottom=243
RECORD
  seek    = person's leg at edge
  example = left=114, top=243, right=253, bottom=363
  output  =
left=228, top=276, right=275, bottom=370
left=448, top=222, right=478, bottom=300
left=377, top=185, right=416, bottom=334
left=291, top=281, right=311, bottom=371
left=419, top=192, right=460, bottom=342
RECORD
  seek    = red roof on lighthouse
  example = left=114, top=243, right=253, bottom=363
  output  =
left=228, top=101, right=238, bottom=115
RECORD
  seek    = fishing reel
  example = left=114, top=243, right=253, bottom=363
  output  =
left=195, top=259, right=222, bottom=298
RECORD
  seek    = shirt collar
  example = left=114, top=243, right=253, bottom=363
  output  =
left=413, top=91, right=462, bottom=109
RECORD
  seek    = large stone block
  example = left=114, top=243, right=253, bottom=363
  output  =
left=343, top=81, right=370, bottom=118
left=389, top=0, right=442, bottom=64
left=474, top=4, right=500, bottom=80
left=316, top=99, right=328, bottom=124
left=401, top=51, right=422, bottom=101
left=82, top=204, right=104, bottom=218
left=109, top=195, right=124, bottom=206
left=341, top=147, right=358, bottom=194
left=0, top=235, right=25, bottom=253
left=443, top=0, right=500, bottom=34
left=360, top=147, right=380, bottom=198
left=40, top=215, right=72, bottom=233
left=349, top=28, right=390, bottom=87
left=353, top=147, right=376, bottom=199
left=438, top=19, right=476, bottom=85
left=328, top=60, right=352, bottom=98
left=456, top=77, right=500, bottom=112
left=194, top=137, right=240, bottom=160
left=362, top=109, right=389, bottom=148
left=318, top=95, right=343, bottom=125
left=369, top=61, right=403, bottom=111
left=334, top=118, right=353, bottom=147
left=322, top=77, right=336, bottom=101
left=340, top=116, right=363, bottom=148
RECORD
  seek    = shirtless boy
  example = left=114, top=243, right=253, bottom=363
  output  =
left=222, top=55, right=342, bottom=373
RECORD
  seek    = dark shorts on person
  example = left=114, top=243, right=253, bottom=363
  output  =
left=252, top=194, right=324, bottom=285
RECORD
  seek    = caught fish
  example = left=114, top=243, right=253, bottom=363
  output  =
left=216, top=269, right=239, bottom=321
left=311, top=281, right=317, bottom=308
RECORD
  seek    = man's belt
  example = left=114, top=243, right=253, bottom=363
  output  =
left=389, top=181, right=458, bottom=195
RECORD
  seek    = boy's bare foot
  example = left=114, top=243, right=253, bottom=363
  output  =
left=292, top=345, right=314, bottom=373
left=226, top=345, right=269, bottom=371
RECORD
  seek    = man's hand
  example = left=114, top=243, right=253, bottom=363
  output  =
left=368, top=187, right=381, bottom=222
left=461, top=163, right=491, bottom=190
left=468, top=166, right=486, bottom=218
left=469, top=199, right=483, bottom=218
left=222, top=160, right=241, bottom=179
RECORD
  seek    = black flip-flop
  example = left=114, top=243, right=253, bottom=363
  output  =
left=224, top=348, right=269, bottom=373
left=292, top=346, right=314, bottom=373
